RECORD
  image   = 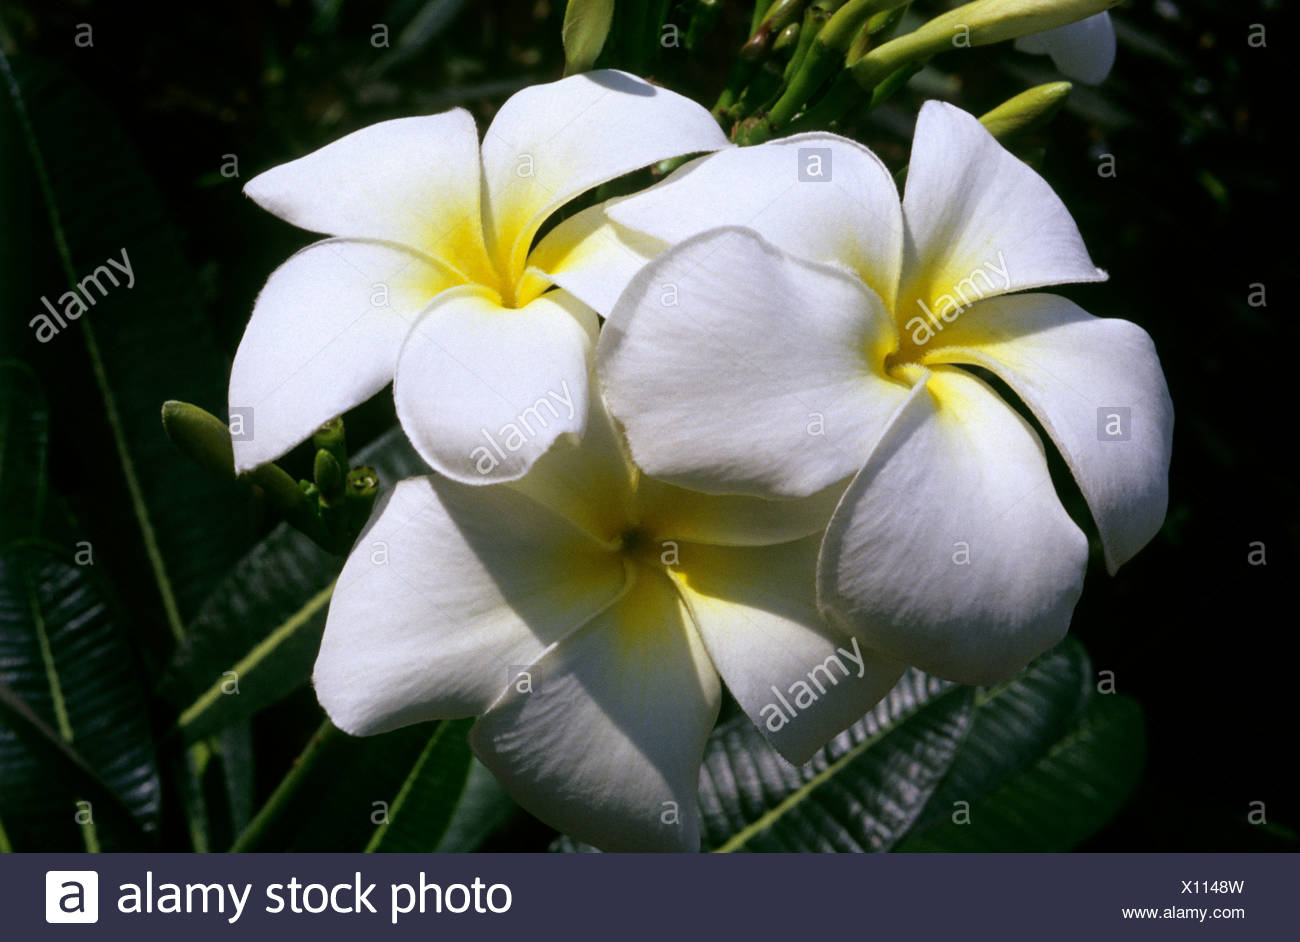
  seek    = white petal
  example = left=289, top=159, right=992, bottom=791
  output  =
left=898, top=101, right=1106, bottom=320
left=244, top=110, right=495, bottom=283
left=1015, top=13, right=1116, bottom=85
left=229, top=239, right=459, bottom=472
left=393, top=286, right=596, bottom=485
left=599, top=226, right=908, bottom=499
left=528, top=203, right=666, bottom=315
left=637, top=476, right=847, bottom=548
left=508, top=380, right=848, bottom=548
left=608, top=132, right=905, bottom=308
left=314, top=476, right=627, bottom=735
left=676, top=537, right=905, bottom=765
left=501, top=384, right=637, bottom=545
left=480, top=70, right=729, bottom=284
left=921, top=293, right=1172, bottom=572
left=818, top=366, right=1089, bottom=685
left=470, top=569, right=720, bottom=851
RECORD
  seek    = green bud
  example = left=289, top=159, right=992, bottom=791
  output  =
left=762, top=0, right=808, bottom=33
left=161, top=400, right=236, bottom=479
left=312, top=416, right=347, bottom=469
left=774, top=22, right=801, bottom=53
left=742, top=0, right=806, bottom=60
left=848, top=2, right=911, bottom=63
left=852, top=0, right=1118, bottom=89
left=810, top=0, right=850, bottom=15
left=345, top=466, right=380, bottom=533
left=760, top=0, right=903, bottom=133
left=313, top=449, right=345, bottom=504
left=978, top=81, right=1073, bottom=143
left=561, top=0, right=614, bottom=76
left=161, top=400, right=310, bottom=527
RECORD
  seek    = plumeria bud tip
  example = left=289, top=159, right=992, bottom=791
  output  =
left=979, top=80, right=1073, bottom=143
left=853, top=0, right=1118, bottom=89
left=561, top=0, right=614, bottom=76
left=161, top=400, right=236, bottom=478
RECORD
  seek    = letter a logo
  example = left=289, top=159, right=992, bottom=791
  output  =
left=45, top=871, right=99, bottom=923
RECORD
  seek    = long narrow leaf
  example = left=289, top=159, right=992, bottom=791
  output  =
left=0, top=547, right=158, bottom=850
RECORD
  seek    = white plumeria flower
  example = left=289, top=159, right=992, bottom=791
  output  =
left=598, top=101, right=1173, bottom=685
left=312, top=388, right=901, bottom=851
left=1014, top=12, right=1116, bottom=85
left=229, top=70, right=727, bottom=482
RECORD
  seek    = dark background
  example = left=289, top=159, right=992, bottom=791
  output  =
left=1, top=0, right=1293, bottom=850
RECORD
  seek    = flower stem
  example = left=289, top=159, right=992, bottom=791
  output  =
left=229, top=720, right=345, bottom=852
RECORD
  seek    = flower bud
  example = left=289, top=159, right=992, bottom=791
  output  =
left=161, top=399, right=308, bottom=523
left=978, top=80, right=1073, bottom=142
left=561, top=0, right=614, bottom=76
left=313, top=448, right=345, bottom=504
left=312, top=415, right=347, bottom=469
left=852, top=0, right=1118, bottom=89
left=345, top=466, right=380, bottom=533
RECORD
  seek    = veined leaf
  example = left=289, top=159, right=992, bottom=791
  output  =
left=552, top=639, right=1144, bottom=853
left=164, top=428, right=426, bottom=743
left=705, top=638, right=1143, bottom=852
left=895, top=694, right=1145, bottom=851
left=704, top=670, right=970, bottom=852
left=551, top=669, right=966, bottom=853
left=0, top=546, right=160, bottom=850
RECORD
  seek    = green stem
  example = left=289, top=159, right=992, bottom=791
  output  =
left=179, top=742, right=211, bottom=852
left=762, top=0, right=903, bottom=133
left=230, top=721, right=345, bottom=852
left=784, top=2, right=840, bottom=82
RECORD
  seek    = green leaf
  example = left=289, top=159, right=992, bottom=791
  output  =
left=0, top=50, right=248, bottom=650
left=432, top=758, right=522, bottom=852
left=703, top=670, right=972, bottom=852
left=0, top=545, right=160, bottom=850
left=164, top=428, right=426, bottom=743
left=704, top=638, right=1143, bottom=853
left=366, top=718, right=475, bottom=852
left=895, top=691, right=1145, bottom=850
left=255, top=720, right=513, bottom=853
left=231, top=719, right=458, bottom=852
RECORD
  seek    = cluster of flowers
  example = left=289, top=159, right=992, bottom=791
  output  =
left=230, top=59, right=1170, bottom=851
